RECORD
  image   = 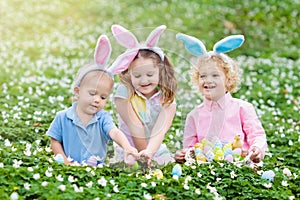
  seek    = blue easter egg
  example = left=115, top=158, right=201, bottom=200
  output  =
left=54, top=154, right=64, bottom=164
left=172, top=164, right=182, bottom=177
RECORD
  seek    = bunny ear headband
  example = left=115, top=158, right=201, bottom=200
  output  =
left=176, top=33, right=244, bottom=58
left=74, top=34, right=114, bottom=87
left=109, top=24, right=166, bottom=74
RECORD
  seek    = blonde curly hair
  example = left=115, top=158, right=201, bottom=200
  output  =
left=119, top=50, right=177, bottom=106
left=191, top=53, right=241, bottom=93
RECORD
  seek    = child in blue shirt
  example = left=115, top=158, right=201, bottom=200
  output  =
left=46, top=35, right=138, bottom=166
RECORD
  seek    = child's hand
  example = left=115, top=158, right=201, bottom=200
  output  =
left=138, top=149, right=155, bottom=168
left=249, top=146, right=262, bottom=163
left=174, top=149, right=186, bottom=163
left=124, top=146, right=139, bottom=166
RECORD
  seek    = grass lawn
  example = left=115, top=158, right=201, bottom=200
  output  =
left=0, top=0, right=299, bottom=199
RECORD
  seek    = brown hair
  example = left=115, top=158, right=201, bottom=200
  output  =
left=191, top=53, right=241, bottom=93
left=119, top=50, right=177, bottom=105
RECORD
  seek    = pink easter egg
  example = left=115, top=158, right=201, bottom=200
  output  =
left=125, top=155, right=136, bottom=166
left=224, top=154, right=233, bottom=162
left=87, top=156, right=98, bottom=166
left=232, top=148, right=242, bottom=155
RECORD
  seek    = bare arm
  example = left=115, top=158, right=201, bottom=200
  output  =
left=115, top=97, right=147, bottom=151
left=50, top=138, right=70, bottom=165
left=109, top=127, right=138, bottom=157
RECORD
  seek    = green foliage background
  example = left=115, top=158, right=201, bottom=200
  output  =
left=0, top=0, right=299, bottom=199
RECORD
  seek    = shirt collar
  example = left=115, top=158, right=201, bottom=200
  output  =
left=203, top=92, right=231, bottom=111
left=134, top=89, right=161, bottom=100
left=66, top=102, right=101, bottom=126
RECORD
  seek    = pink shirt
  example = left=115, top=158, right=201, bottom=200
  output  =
left=183, top=93, right=267, bottom=153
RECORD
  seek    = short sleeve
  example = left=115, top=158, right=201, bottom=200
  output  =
left=114, top=83, right=128, bottom=100
left=46, top=112, right=63, bottom=142
left=101, top=111, right=117, bottom=140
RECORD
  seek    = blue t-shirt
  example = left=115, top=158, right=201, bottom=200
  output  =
left=46, top=103, right=115, bottom=164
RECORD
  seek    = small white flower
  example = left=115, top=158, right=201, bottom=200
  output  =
left=86, top=181, right=93, bottom=188
left=151, top=182, right=156, bottom=187
left=73, top=184, right=83, bottom=193
left=197, top=172, right=202, bottom=178
left=98, top=177, right=107, bottom=187
left=45, top=170, right=52, bottom=177
left=113, top=185, right=119, bottom=193
left=68, top=175, right=77, bottom=183
left=45, top=146, right=52, bottom=152
left=10, top=192, right=19, bottom=200
left=143, top=192, right=152, bottom=200
left=41, top=181, right=48, bottom=187
left=58, top=184, right=66, bottom=191
left=263, top=182, right=272, bottom=188
left=0, top=163, right=4, bottom=168
left=283, top=168, right=292, bottom=176
left=282, top=180, right=288, bottom=187
left=195, top=188, right=201, bottom=195
left=24, top=183, right=31, bottom=190
left=184, top=184, right=189, bottom=190
left=172, top=175, right=179, bottom=180
left=4, top=139, right=12, bottom=147
left=56, top=174, right=64, bottom=182
left=230, top=171, right=237, bottom=179
left=109, top=180, right=115, bottom=185
left=145, top=174, right=151, bottom=179
left=85, top=167, right=91, bottom=172
left=211, top=170, right=215, bottom=175
left=13, top=160, right=23, bottom=168
left=27, top=167, right=34, bottom=172
left=141, top=183, right=147, bottom=188
left=289, top=196, right=295, bottom=200
left=33, top=173, right=40, bottom=180
left=216, top=178, right=222, bottom=182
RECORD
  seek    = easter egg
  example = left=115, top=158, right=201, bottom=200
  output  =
left=196, top=153, right=207, bottom=162
left=194, top=148, right=203, bottom=155
left=223, top=148, right=233, bottom=157
left=214, top=150, right=224, bottom=161
left=87, top=156, right=98, bottom=167
left=232, top=148, right=242, bottom=155
left=194, top=142, right=201, bottom=148
left=125, top=155, right=136, bottom=166
left=154, top=169, right=164, bottom=179
left=214, top=141, right=223, bottom=148
left=224, top=154, right=233, bottom=162
left=213, top=146, right=222, bottom=153
left=261, top=170, right=275, bottom=182
left=223, top=143, right=232, bottom=151
left=172, top=164, right=182, bottom=177
left=54, top=154, right=64, bottom=164
left=205, top=151, right=214, bottom=162
left=201, top=138, right=208, bottom=144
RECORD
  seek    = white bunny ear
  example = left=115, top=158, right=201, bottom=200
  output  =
left=213, top=35, right=245, bottom=53
left=111, top=25, right=139, bottom=49
left=145, top=25, right=166, bottom=47
left=94, top=35, right=111, bottom=67
left=176, top=33, right=207, bottom=57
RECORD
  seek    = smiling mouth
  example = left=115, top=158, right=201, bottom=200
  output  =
left=140, top=83, right=151, bottom=88
left=204, top=85, right=215, bottom=89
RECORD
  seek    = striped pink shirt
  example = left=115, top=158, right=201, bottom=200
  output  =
left=183, top=93, right=267, bottom=153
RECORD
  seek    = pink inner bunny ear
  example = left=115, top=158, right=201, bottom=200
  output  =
left=108, top=50, right=138, bottom=74
left=145, top=25, right=166, bottom=47
left=94, top=35, right=111, bottom=67
left=111, top=25, right=139, bottom=49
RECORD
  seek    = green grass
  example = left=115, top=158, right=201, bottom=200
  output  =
left=0, top=0, right=299, bottom=199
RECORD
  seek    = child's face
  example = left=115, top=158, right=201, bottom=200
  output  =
left=198, top=61, right=227, bottom=101
left=74, top=71, right=113, bottom=115
left=129, top=57, right=159, bottom=99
